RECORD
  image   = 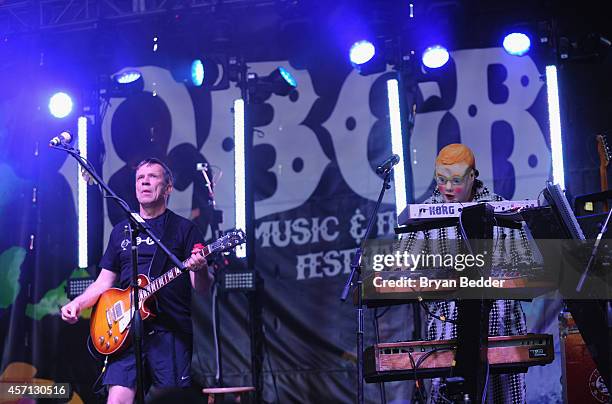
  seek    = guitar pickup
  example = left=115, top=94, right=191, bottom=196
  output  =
left=118, top=307, right=134, bottom=334
left=106, top=308, right=113, bottom=326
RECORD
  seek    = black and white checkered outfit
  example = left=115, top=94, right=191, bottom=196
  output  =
left=398, top=181, right=532, bottom=404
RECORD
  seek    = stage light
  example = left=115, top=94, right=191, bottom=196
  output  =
left=350, top=40, right=376, bottom=66
left=422, top=45, right=450, bottom=69
left=546, top=65, right=565, bottom=190
left=66, top=277, right=95, bottom=300
left=266, top=67, right=297, bottom=96
left=247, top=66, right=298, bottom=102
left=102, top=70, right=144, bottom=97
left=219, top=270, right=255, bottom=291
left=170, top=56, right=229, bottom=89
left=48, top=92, right=73, bottom=118
left=387, top=79, right=407, bottom=217
left=115, top=70, right=142, bottom=84
left=77, top=116, right=88, bottom=268
left=503, top=33, right=531, bottom=56
left=278, top=67, right=297, bottom=89
left=349, top=39, right=388, bottom=75
left=234, top=98, right=246, bottom=258
left=191, top=59, right=204, bottom=87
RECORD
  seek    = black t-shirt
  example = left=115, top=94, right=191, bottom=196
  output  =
left=99, top=209, right=203, bottom=334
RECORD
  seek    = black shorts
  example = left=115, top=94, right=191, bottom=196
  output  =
left=103, top=329, right=193, bottom=389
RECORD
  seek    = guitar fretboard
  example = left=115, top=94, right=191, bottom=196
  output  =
left=140, top=244, right=212, bottom=299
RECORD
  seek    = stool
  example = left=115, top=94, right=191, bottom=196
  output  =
left=202, top=386, right=255, bottom=404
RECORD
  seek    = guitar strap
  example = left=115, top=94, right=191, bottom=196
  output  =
left=148, top=209, right=182, bottom=280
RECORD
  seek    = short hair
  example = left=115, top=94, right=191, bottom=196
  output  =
left=135, top=158, right=174, bottom=186
left=435, top=143, right=476, bottom=169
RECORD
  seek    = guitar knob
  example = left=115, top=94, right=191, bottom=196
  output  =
left=114, top=336, right=119, bottom=343
left=99, top=336, right=105, bottom=345
left=108, top=329, right=112, bottom=336
left=106, top=342, right=110, bottom=349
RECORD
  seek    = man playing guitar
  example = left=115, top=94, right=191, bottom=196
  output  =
left=61, top=158, right=211, bottom=404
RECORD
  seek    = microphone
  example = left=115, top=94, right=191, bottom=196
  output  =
left=376, top=154, right=400, bottom=174
left=49, top=132, right=72, bottom=146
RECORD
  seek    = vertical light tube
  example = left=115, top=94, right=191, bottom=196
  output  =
left=234, top=99, right=246, bottom=258
left=546, top=65, right=565, bottom=190
left=77, top=116, right=88, bottom=268
left=387, top=78, right=407, bottom=217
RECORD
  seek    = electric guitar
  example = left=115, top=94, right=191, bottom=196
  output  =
left=90, top=229, right=245, bottom=356
left=596, top=134, right=612, bottom=211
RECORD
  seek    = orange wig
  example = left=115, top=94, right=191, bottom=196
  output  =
left=435, top=143, right=476, bottom=169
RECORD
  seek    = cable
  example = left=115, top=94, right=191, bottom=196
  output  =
left=208, top=165, right=224, bottom=188
left=409, top=346, right=457, bottom=404
left=457, top=212, right=472, bottom=254
left=414, top=347, right=454, bottom=369
left=211, top=282, right=221, bottom=384
left=372, top=308, right=387, bottom=404
left=103, top=194, right=132, bottom=212
left=407, top=351, right=425, bottom=403
left=536, top=188, right=546, bottom=207
left=73, top=150, right=132, bottom=212
left=87, top=336, right=108, bottom=395
left=262, top=325, right=280, bottom=404
left=481, top=362, right=490, bottom=404
left=419, top=299, right=456, bottom=324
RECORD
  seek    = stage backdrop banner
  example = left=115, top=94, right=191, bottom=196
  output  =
left=93, top=47, right=554, bottom=402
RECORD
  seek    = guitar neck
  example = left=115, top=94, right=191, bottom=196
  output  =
left=601, top=166, right=609, bottom=192
left=144, top=243, right=215, bottom=296
left=597, top=134, right=611, bottom=211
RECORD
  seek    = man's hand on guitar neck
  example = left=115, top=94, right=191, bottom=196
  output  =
left=188, top=244, right=213, bottom=293
left=186, top=244, right=208, bottom=272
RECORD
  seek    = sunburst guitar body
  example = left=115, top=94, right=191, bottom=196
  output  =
left=89, top=230, right=245, bottom=356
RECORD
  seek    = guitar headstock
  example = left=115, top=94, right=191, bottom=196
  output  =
left=597, top=134, right=612, bottom=167
left=214, top=229, right=246, bottom=253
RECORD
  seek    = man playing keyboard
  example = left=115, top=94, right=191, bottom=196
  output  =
left=401, top=143, right=532, bottom=404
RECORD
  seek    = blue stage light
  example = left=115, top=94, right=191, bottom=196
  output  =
left=503, top=33, right=531, bottom=56
left=48, top=92, right=73, bottom=118
left=115, top=71, right=142, bottom=84
left=278, top=67, right=297, bottom=88
left=422, top=45, right=450, bottom=69
left=191, top=59, right=204, bottom=87
left=349, top=40, right=376, bottom=66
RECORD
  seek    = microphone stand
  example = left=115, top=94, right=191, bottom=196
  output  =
left=200, top=165, right=225, bottom=387
left=340, top=168, right=393, bottom=404
left=201, top=164, right=222, bottom=240
left=576, top=204, right=612, bottom=292
left=575, top=205, right=612, bottom=385
left=51, top=142, right=186, bottom=404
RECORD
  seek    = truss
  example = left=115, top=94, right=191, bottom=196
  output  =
left=0, top=0, right=275, bottom=35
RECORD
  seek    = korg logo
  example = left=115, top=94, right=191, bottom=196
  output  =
left=429, top=205, right=456, bottom=216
